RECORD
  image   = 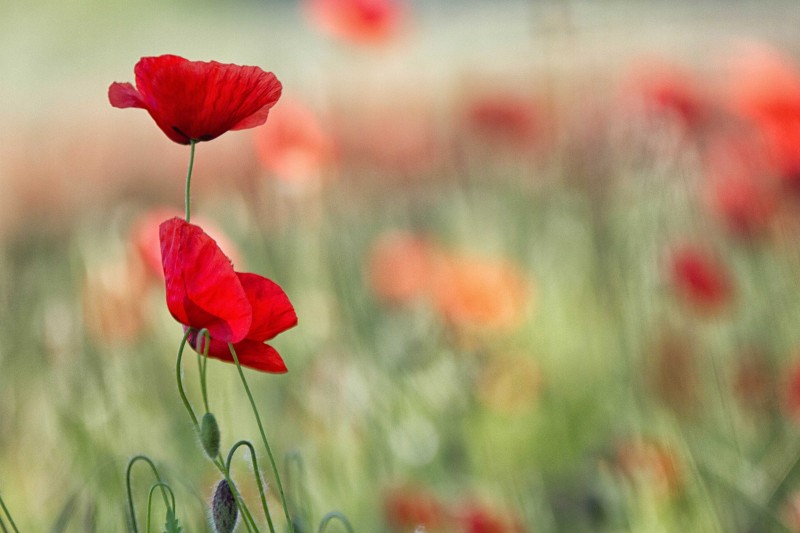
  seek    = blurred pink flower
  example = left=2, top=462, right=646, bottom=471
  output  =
left=253, top=99, right=335, bottom=186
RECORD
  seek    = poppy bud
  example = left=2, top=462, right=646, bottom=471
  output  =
left=199, top=412, right=221, bottom=459
left=211, top=480, right=238, bottom=533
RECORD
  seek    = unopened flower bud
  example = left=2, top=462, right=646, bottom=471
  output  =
left=200, top=412, right=221, bottom=459
left=211, top=480, right=238, bottom=533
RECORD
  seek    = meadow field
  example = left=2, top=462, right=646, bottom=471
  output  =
left=3, top=0, right=800, bottom=531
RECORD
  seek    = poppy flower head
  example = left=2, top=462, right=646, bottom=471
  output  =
left=109, top=55, right=282, bottom=144
left=159, top=217, right=297, bottom=373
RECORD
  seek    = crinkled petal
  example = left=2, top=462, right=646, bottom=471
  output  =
left=237, top=272, right=298, bottom=341
left=191, top=333, right=288, bottom=374
left=160, top=217, right=252, bottom=343
left=129, top=55, right=282, bottom=144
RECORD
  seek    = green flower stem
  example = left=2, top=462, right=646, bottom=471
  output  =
left=0, top=514, right=8, bottom=533
left=195, top=328, right=211, bottom=414
left=285, top=451, right=310, bottom=527
left=228, top=343, right=294, bottom=531
left=317, top=512, right=355, bottom=533
left=227, top=440, right=275, bottom=533
left=125, top=455, right=171, bottom=533
left=0, top=493, right=18, bottom=533
left=176, top=330, right=199, bottom=428
left=176, top=333, right=258, bottom=532
left=184, top=140, right=196, bottom=223
left=146, top=483, right=175, bottom=533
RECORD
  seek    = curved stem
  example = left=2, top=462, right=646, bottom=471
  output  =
left=0, top=493, right=18, bottom=533
left=317, top=512, right=355, bottom=533
left=184, top=140, right=197, bottom=222
left=125, top=455, right=170, bottom=533
left=227, top=440, right=275, bottom=532
left=228, top=343, right=294, bottom=531
left=175, top=330, right=198, bottom=428
left=146, top=483, right=176, bottom=533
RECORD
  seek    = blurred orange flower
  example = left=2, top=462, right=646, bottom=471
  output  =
left=366, top=231, right=442, bottom=306
left=614, top=439, right=682, bottom=498
left=433, top=255, right=531, bottom=333
left=304, top=0, right=405, bottom=45
left=253, top=99, right=335, bottom=187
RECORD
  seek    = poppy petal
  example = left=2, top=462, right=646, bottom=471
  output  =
left=108, top=82, right=146, bottom=109
left=160, top=218, right=252, bottom=343
left=191, top=334, right=288, bottom=374
left=130, top=55, right=282, bottom=144
left=237, top=272, right=298, bottom=341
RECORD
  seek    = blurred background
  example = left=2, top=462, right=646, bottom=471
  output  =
left=3, top=0, right=800, bottom=530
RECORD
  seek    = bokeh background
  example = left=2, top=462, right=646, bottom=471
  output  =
left=3, top=0, right=800, bottom=530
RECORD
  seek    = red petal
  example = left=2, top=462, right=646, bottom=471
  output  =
left=160, top=218, right=252, bottom=342
left=108, top=82, right=145, bottom=109
left=191, top=334, right=288, bottom=374
left=131, top=55, right=282, bottom=144
left=237, top=272, right=298, bottom=341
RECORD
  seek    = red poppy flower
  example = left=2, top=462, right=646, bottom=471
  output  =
left=667, top=245, right=733, bottom=314
left=109, top=55, right=282, bottom=145
left=160, top=217, right=297, bottom=373
left=304, top=0, right=405, bottom=45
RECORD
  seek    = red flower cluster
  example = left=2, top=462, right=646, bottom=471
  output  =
left=109, top=55, right=282, bottom=144
left=160, top=217, right=297, bottom=372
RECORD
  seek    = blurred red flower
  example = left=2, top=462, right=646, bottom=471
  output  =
left=465, top=93, right=542, bottom=148
left=304, top=0, right=405, bottom=45
left=453, top=503, right=525, bottom=533
left=668, top=246, right=733, bottom=313
left=109, top=55, right=282, bottom=145
left=160, top=217, right=296, bottom=372
left=703, top=134, right=778, bottom=237
left=383, top=486, right=446, bottom=529
left=623, top=60, right=707, bottom=132
left=727, top=45, right=800, bottom=188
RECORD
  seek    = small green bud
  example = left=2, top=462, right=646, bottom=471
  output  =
left=211, top=480, right=238, bottom=533
left=199, top=412, right=221, bottom=459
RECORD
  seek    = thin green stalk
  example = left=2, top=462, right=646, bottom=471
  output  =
left=185, top=140, right=196, bottom=222
left=227, top=440, right=275, bottom=532
left=176, top=330, right=199, bottom=428
left=195, top=328, right=212, bottom=414
left=317, top=512, right=354, bottom=533
left=0, top=514, right=8, bottom=533
left=285, top=451, right=310, bottom=527
left=125, top=455, right=171, bottom=533
left=0, top=493, right=17, bottom=533
left=228, top=343, right=294, bottom=531
left=146, top=483, right=176, bottom=533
